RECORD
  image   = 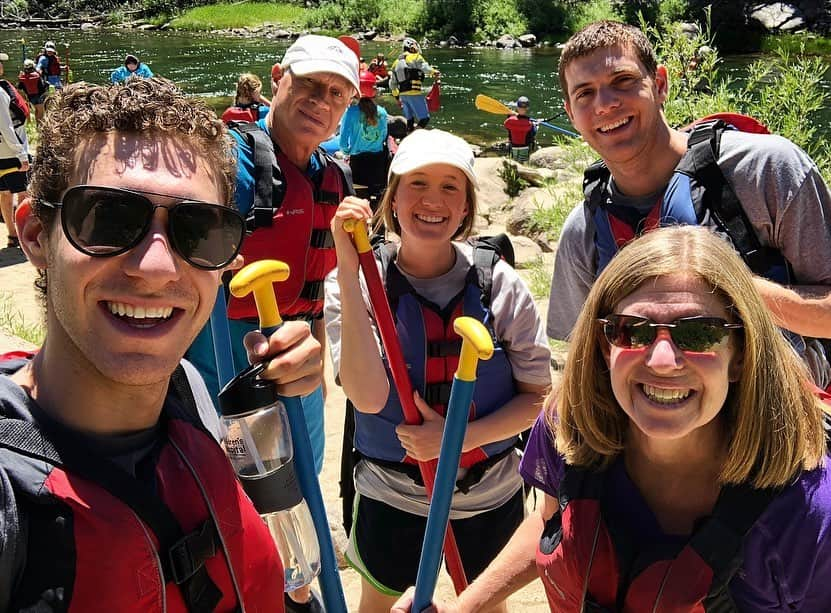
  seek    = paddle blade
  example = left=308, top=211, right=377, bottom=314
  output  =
left=475, top=94, right=512, bottom=115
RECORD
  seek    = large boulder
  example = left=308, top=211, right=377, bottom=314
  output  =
left=750, top=2, right=805, bottom=31
left=472, top=158, right=512, bottom=222
left=496, top=34, right=518, bottom=49
left=506, top=187, right=554, bottom=251
left=518, top=34, right=537, bottom=47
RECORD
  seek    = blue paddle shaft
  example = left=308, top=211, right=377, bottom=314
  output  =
left=284, top=395, right=347, bottom=613
left=209, top=288, right=237, bottom=389
left=413, top=377, right=476, bottom=612
left=265, top=322, right=347, bottom=613
left=537, top=120, right=579, bottom=138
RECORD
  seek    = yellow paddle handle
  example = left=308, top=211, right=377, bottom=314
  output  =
left=343, top=219, right=372, bottom=254
left=228, top=260, right=290, bottom=330
left=454, top=317, right=494, bottom=382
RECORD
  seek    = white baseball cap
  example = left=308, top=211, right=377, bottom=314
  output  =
left=389, top=129, right=478, bottom=189
left=0, top=53, right=7, bottom=62
left=281, top=35, right=360, bottom=96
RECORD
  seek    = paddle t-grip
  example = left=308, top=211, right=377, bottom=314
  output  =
left=229, top=260, right=290, bottom=333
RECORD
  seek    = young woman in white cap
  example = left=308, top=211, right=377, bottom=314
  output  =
left=325, top=129, right=551, bottom=612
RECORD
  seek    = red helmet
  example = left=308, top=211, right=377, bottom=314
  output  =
left=359, top=70, right=376, bottom=98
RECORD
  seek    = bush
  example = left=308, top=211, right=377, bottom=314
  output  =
left=565, top=0, right=618, bottom=33
left=499, top=161, right=528, bottom=197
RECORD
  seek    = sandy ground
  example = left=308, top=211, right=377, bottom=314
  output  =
left=0, top=221, right=550, bottom=611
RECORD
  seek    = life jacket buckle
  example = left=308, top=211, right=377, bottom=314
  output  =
left=167, top=520, right=218, bottom=585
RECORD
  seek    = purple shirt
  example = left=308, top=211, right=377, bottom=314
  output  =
left=519, top=412, right=831, bottom=610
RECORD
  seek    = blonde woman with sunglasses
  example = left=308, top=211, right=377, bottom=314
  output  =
left=397, top=225, right=831, bottom=613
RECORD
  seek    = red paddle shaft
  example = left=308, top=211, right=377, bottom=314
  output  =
left=354, top=239, right=469, bottom=594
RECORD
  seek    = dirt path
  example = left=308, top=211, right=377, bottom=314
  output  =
left=0, top=221, right=550, bottom=611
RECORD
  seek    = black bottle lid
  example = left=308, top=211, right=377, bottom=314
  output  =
left=217, top=362, right=279, bottom=418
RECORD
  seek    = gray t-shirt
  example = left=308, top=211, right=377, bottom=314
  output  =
left=547, top=130, right=831, bottom=383
left=325, top=240, right=551, bottom=518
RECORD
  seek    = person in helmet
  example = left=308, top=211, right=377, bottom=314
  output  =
left=389, top=38, right=440, bottom=133
left=36, top=41, right=64, bottom=90
left=503, top=95, right=537, bottom=162
left=110, top=54, right=154, bottom=84
left=339, top=69, right=389, bottom=206
left=18, top=58, right=47, bottom=124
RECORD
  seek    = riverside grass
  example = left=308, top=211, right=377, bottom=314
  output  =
left=170, top=1, right=305, bottom=31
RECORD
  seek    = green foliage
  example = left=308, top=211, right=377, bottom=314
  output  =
left=0, top=293, right=44, bottom=347
left=499, top=161, right=528, bottom=197
left=646, top=14, right=831, bottom=180
left=171, top=1, right=305, bottom=29
left=518, top=0, right=569, bottom=36
left=761, top=33, right=831, bottom=56
left=613, top=0, right=689, bottom=26
left=564, top=0, right=618, bottom=33
left=471, top=0, right=528, bottom=40
left=304, top=0, right=424, bottom=34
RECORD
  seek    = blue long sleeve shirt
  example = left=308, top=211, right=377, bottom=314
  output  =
left=339, top=104, right=388, bottom=156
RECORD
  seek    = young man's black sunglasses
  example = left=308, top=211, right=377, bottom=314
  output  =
left=39, top=185, right=245, bottom=270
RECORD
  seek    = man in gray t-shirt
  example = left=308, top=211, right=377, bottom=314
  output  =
left=547, top=21, right=831, bottom=387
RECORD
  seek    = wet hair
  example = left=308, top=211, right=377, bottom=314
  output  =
left=29, top=78, right=236, bottom=297
left=549, top=225, right=828, bottom=489
left=558, top=20, right=658, bottom=99
left=376, top=171, right=477, bottom=241
left=358, top=97, right=378, bottom=126
left=234, top=72, right=262, bottom=105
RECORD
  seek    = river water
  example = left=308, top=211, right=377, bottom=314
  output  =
left=0, top=28, right=829, bottom=147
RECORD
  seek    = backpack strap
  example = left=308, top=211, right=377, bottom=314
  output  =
left=230, top=121, right=286, bottom=231
left=582, top=159, right=612, bottom=213
left=0, top=372, right=224, bottom=612
left=691, top=483, right=779, bottom=607
left=677, top=119, right=791, bottom=279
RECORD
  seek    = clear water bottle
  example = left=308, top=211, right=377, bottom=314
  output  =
left=218, top=363, right=321, bottom=592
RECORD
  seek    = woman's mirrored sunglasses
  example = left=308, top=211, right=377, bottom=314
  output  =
left=39, top=185, right=245, bottom=270
left=598, top=314, right=743, bottom=353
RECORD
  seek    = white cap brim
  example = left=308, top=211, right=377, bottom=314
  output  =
left=288, top=59, right=360, bottom=96
left=389, top=130, right=478, bottom=189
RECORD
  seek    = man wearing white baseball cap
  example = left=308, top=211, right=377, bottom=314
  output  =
left=185, top=34, right=360, bottom=612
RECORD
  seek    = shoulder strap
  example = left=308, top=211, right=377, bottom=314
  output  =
left=583, top=159, right=611, bottom=213
left=676, top=120, right=782, bottom=275
left=471, top=238, right=503, bottom=309
left=0, top=406, right=223, bottom=610
left=231, top=121, right=285, bottom=230
left=328, top=152, right=356, bottom=197
left=693, top=483, right=780, bottom=605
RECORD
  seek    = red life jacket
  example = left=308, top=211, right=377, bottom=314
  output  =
left=0, top=359, right=285, bottom=612
left=226, top=124, right=347, bottom=321
left=18, top=70, right=45, bottom=96
left=536, top=465, right=779, bottom=612
left=221, top=104, right=260, bottom=124
left=504, top=115, right=535, bottom=147
left=42, top=54, right=62, bottom=76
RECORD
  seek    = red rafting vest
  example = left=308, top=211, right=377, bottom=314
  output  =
left=221, top=104, right=261, bottom=124
left=18, top=70, right=45, bottom=97
left=537, top=390, right=831, bottom=612
left=42, top=53, right=62, bottom=76
left=226, top=123, right=350, bottom=321
left=536, top=466, right=778, bottom=613
left=0, top=358, right=285, bottom=612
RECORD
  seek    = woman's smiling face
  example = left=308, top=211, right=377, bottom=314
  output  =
left=602, top=273, right=744, bottom=444
left=392, top=163, right=469, bottom=246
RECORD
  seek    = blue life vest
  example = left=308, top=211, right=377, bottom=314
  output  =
left=353, top=245, right=517, bottom=467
